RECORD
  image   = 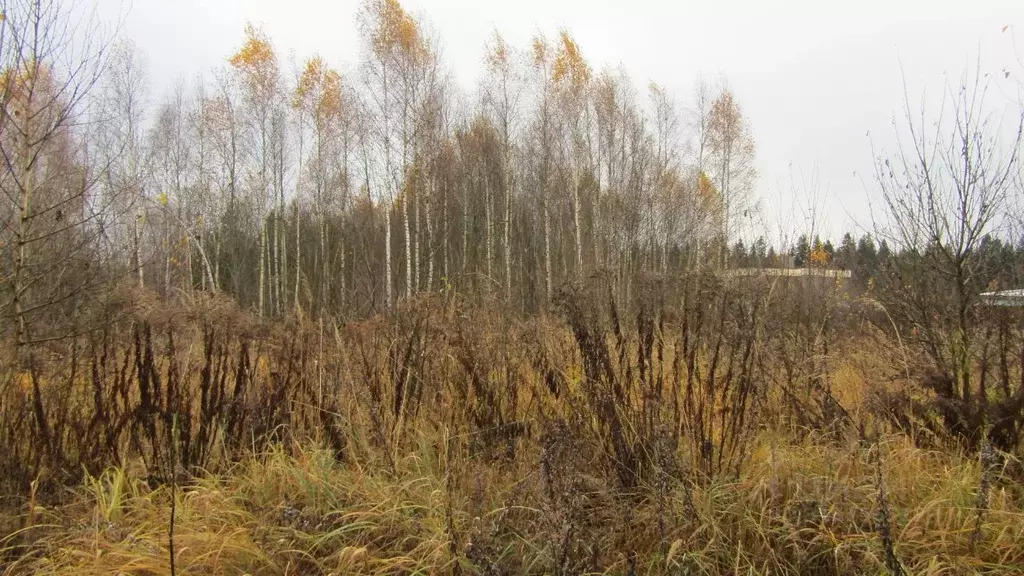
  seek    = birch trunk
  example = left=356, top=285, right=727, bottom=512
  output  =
left=259, top=219, right=267, bottom=316
left=134, top=212, right=144, bottom=288
left=294, top=201, right=301, bottom=312
left=503, top=162, right=512, bottom=301
left=485, top=170, right=492, bottom=280
left=214, top=233, right=221, bottom=291
left=295, top=126, right=303, bottom=312
left=13, top=139, right=33, bottom=346
left=443, top=178, right=449, bottom=281
left=573, top=176, right=582, bottom=273
left=426, top=177, right=434, bottom=292
left=320, top=216, right=328, bottom=313
left=277, top=168, right=286, bottom=315
left=413, top=179, right=420, bottom=293
left=543, top=190, right=552, bottom=302
left=386, top=207, right=393, bottom=309
left=404, top=192, right=412, bottom=298
left=462, top=178, right=468, bottom=274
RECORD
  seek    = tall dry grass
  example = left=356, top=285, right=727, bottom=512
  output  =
left=2, top=271, right=1024, bottom=574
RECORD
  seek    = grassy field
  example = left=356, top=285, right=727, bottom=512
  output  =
left=3, top=279, right=1024, bottom=575
left=4, top=430, right=1024, bottom=574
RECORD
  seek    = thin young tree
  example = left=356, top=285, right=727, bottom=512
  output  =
left=294, top=55, right=351, bottom=314
left=149, top=81, right=195, bottom=293
left=229, top=23, right=281, bottom=316
left=707, top=85, right=756, bottom=255
left=874, top=66, right=1024, bottom=443
left=551, top=29, right=591, bottom=276
left=95, top=40, right=148, bottom=288
left=529, top=34, right=557, bottom=302
left=187, top=75, right=217, bottom=291
left=482, top=30, right=525, bottom=300
left=0, top=0, right=114, bottom=346
left=0, top=0, right=114, bottom=456
left=649, top=81, right=681, bottom=272
left=359, top=0, right=430, bottom=307
left=206, top=71, right=245, bottom=296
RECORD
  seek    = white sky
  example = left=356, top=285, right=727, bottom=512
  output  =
left=96, top=0, right=1024, bottom=245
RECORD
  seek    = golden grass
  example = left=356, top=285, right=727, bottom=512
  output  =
left=3, top=429, right=1023, bottom=575
left=4, top=291, right=1024, bottom=575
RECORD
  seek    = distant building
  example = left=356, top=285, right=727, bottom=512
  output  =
left=719, top=267, right=855, bottom=295
left=720, top=268, right=851, bottom=280
left=978, top=289, right=1024, bottom=308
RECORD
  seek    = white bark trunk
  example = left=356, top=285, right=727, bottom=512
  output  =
left=259, top=219, right=267, bottom=316
left=426, top=177, right=434, bottom=292
left=485, top=170, right=492, bottom=280
left=13, top=145, right=32, bottom=346
left=404, top=191, right=412, bottom=299
left=573, top=177, right=582, bottom=274
left=462, top=178, right=469, bottom=274
left=413, top=179, right=420, bottom=293
left=386, top=207, right=393, bottom=309
left=320, top=216, right=328, bottom=313
left=134, top=212, right=144, bottom=288
left=294, top=202, right=301, bottom=312
left=443, top=178, right=449, bottom=281
left=295, top=127, right=303, bottom=313
left=503, top=163, right=512, bottom=301
left=543, top=191, right=552, bottom=302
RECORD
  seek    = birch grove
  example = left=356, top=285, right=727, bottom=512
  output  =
left=0, top=0, right=758, bottom=323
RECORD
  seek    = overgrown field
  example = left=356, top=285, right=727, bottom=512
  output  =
left=3, top=273, right=1024, bottom=575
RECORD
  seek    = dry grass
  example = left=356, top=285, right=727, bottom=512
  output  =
left=3, top=430, right=1024, bottom=575
left=3, top=276, right=1024, bottom=574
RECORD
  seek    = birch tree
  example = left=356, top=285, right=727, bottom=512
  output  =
left=0, top=0, right=113, bottom=455
left=552, top=30, right=591, bottom=275
left=96, top=41, right=148, bottom=288
left=187, top=76, right=217, bottom=291
left=149, top=81, right=194, bottom=293
left=482, top=30, right=524, bottom=299
left=649, top=81, right=680, bottom=271
left=529, top=34, right=556, bottom=301
left=205, top=72, right=244, bottom=295
left=707, top=86, right=756, bottom=253
left=0, top=0, right=113, bottom=349
left=295, top=55, right=351, bottom=314
left=359, top=0, right=430, bottom=306
left=229, top=23, right=281, bottom=316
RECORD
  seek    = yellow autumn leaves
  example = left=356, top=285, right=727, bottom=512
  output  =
left=809, top=243, right=832, bottom=267
left=294, top=56, right=344, bottom=122
left=367, top=0, right=428, bottom=65
left=485, top=31, right=509, bottom=70
left=552, top=30, right=590, bottom=89
left=531, top=29, right=591, bottom=93
left=229, top=23, right=279, bottom=97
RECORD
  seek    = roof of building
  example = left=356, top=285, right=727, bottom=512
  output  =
left=720, top=267, right=852, bottom=279
left=978, top=289, right=1024, bottom=307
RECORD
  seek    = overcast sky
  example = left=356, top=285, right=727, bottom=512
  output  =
left=95, top=0, right=1023, bottom=245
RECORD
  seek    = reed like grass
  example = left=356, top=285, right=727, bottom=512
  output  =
left=3, top=430, right=1024, bottom=575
